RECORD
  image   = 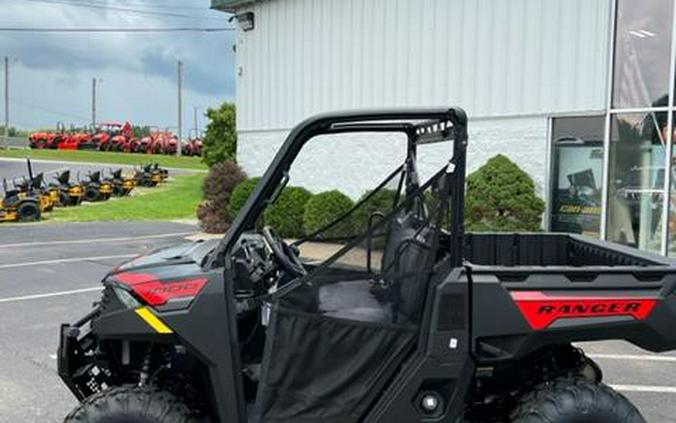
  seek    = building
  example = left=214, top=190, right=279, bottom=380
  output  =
left=212, top=0, right=676, bottom=256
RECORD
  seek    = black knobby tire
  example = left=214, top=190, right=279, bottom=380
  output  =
left=60, top=192, right=71, bottom=207
left=83, top=187, right=102, bottom=202
left=510, top=377, right=645, bottom=423
left=17, top=202, right=40, bottom=222
left=64, top=386, right=197, bottom=423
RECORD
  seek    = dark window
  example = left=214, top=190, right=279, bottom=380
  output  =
left=607, top=112, right=667, bottom=253
left=612, top=0, right=673, bottom=109
left=550, top=116, right=605, bottom=237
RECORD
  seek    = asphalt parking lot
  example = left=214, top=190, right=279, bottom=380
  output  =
left=0, top=222, right=674, bottom=422
left=0, top=221, right=198, bottom=422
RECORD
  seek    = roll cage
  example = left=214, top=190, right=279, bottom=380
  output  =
left=209, top=107, right=469, bottom=270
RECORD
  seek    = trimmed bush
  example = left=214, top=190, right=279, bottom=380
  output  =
left=264, top=186, right=313, bottom=238
left=228, top=177, right=261, bottom=220
left=465, top=154, right=545, bottom=232
left=353, top=189, right=399, bottom=232
left=196, top=160, right=247, bottom=233
left=303, top=190, right=355, bottom=239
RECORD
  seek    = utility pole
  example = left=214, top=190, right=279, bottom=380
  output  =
left=177, top=60, right=183, bottom=157
left=92, top=78, right=97, bottom=129
left=3, top=56, right=9, bottom=149
left=193, top=106, right=199, bottom=133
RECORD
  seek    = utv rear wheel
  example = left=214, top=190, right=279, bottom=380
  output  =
left=17, top=202, right=40, bottom=222
left=64, top=386, right=198, bottom=423
left=511, top=378, right=645, bottom=423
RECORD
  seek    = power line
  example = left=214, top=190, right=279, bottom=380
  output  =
left=61, top=0, right=212, bottom=12
left=20, top=0, right=227, bottom=21
left=57, top=0, right=213, bottom=10
left=0, top=27, right=234, bottom=33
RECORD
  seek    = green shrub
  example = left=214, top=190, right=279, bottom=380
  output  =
left=264, top=186, right=313, bottom=238
left=196, top=160, right=247, bottom=233
left=202, top=102, right=237, bottom=167
left=303, top=190, right=355, bottom=239
left=353, top=189, right=398, bottom=232
left=229, top=177, right=261, bottom=219
left=465, top=154, right=545, bottom=232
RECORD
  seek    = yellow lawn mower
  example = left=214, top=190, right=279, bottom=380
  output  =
left=51, top=170, right=84, bottom=207
left=108, top=169, right=136, bottom=197
left=81, top=171, right=113, bottom=202
left=0, top=179, right=41, bottom=223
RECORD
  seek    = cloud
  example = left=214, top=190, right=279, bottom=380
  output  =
left=0, top=0, right=235, bottom=128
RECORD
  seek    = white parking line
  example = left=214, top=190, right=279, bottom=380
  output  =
left=0, top=254, right=135, bottom=269
left=0, top=287, right=102, bottom=304
left=612, top=384, right=676, bottom=394
left=589, top=354, right=676, bottom=363
left=0, top=231, right=195, bottom=249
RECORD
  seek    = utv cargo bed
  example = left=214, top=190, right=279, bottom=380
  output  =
left=465, top=233, right=676, bottom=360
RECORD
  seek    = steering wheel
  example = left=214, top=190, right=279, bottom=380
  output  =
left=262, top=226, right=307, bottom=278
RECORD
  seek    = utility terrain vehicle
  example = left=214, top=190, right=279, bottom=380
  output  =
left=59, top=109, right=676, bottom=423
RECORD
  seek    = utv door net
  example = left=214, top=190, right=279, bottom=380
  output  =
left=255, top=123, right=461, bottom=423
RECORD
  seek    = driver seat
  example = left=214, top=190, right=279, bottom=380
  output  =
left=319, top=209, right=436, bottom=324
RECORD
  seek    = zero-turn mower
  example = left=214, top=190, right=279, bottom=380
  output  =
left=0, top=179, right=41, bottom=222
left=134, top=163, right=167, bottom=187
left=81, top=171, right=113, bottom=202
left=51, top=170, right=84, bottom=206
left=14, top=160, right=58, bottom=212
left=107, top=169, right=135, bottom=197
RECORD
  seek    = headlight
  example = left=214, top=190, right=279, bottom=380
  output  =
left=113, top=286, right=141, bottom=309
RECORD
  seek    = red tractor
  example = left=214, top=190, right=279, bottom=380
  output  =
left=29, top=122, right=67, bottom=149
left=112, top=121, right=138, bottom=152
left=93, top=121, right=129, bottom=151
left=138, top=126, right=162, bottom=154
left=182, top=129, right=203, bottom=156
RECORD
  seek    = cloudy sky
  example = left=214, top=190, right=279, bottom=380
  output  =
left=0, top=0, right=235, bottom=131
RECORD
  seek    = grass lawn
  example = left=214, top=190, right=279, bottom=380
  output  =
left=0, top=149, right=207, bottom=171
left=47, top=173, right=205, bottom=222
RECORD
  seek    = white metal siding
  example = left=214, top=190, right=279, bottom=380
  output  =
left=234, top=0, right=611, bottom=131
left=239, top=116, right=548, bottom=198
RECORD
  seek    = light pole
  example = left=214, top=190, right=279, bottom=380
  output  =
left=3, top=56, right=9, bottom=149
left=92, top=78, right=103, bottom=129
left=177, top=60, right=183, bottom=157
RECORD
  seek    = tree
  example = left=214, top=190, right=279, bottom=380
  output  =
left=133, top=125, right=151, bottom=138
left=202, top=102, right=237, bottom=167
left=465, top=154, right=545, bottom=232
left=196, top=160, right=247, bottom=233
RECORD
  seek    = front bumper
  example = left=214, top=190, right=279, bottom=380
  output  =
left=58, top=309, right=110, bottom=401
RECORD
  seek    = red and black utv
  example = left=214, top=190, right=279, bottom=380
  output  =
left=58, top=109, right=676, bottom=423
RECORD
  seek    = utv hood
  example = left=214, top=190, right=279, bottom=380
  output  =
left=104, top=239, right=220, bottom=309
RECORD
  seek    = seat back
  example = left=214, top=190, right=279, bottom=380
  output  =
left=381, top=211, right=436, bottom=322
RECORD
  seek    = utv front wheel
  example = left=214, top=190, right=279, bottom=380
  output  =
left=511, top=378, right=645, bottom=423
left=64, top=387, right=198, bottom=423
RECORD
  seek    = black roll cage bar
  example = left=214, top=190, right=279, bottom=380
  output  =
left=208, top=107, right=468, bottom=269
